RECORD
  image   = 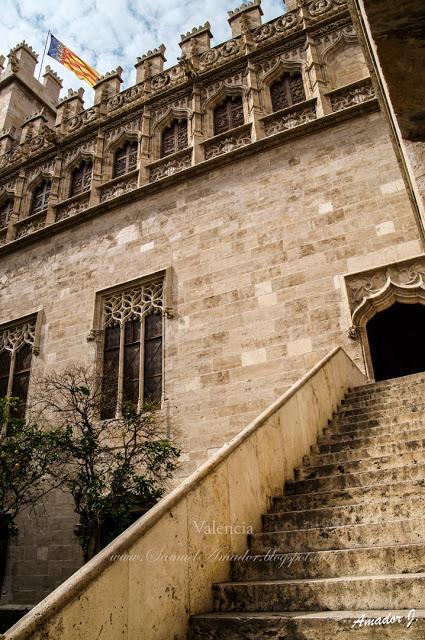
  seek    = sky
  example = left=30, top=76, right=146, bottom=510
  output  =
left=0, top=0, right=285, bottom=104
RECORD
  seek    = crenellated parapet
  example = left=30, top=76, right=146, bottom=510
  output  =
left=0, top=0, right=377, bottom=250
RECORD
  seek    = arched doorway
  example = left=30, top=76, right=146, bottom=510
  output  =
left=366, top=302, right=425, bottom=381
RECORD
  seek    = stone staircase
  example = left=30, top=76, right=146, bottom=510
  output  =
left=190, top=372, right=425, bottom=638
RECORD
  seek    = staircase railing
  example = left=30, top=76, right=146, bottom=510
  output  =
left=3, top=346, right=365, bottom=640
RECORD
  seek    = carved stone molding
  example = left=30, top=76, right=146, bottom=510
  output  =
left=306, top=0, right=347, bottom=20
left=199, top=39, right=243, bottom=71
left=252, top=10, right=303, bottom=44
left=0, top=176, right=17, bottom=196
left=25, top=159, right=54, bottom=184
left=65, top=106, right=99, bottom=134
left=256, top=48, right=306, bottom=82
left=63, top=139, right=96, bottom=166
left=106, top=85, right=144, bottom=113
left=99, top=172, right=138, bottom=202
left=203, top=123, right=252, bottom=160
left=201, top=72, right=247, bottom=108
left=317, top=23, right=357, bottom=59
left=345, top=255, right=425, bottom=327
left=15, top=213, right=46, bottom=239
left=150, top=95, right=192, bottom=130
left=261, top=99, right=317, bottom=136
left=104, top=118, right=141, bottom=147
left=328, top=78, right=375, bottom=112
left=55, top=193, right=91, bottom=221
left=149, top=148, right=192, bottom=182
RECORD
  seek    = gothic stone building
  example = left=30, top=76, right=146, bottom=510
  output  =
left=0, top=0, right=424, bottom=610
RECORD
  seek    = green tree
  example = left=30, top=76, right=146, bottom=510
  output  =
left=0, top=396, right=67, bottom=587
left=32, top=367, right=180, bottom=560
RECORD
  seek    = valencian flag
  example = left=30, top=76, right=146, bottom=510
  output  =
left=47, top=34, right=100, bottom=87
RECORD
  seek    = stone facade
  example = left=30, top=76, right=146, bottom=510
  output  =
left=0, top=0, right=423, bottom=607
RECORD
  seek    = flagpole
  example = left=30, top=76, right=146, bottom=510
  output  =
left=37, top=30, right=51, bottom=81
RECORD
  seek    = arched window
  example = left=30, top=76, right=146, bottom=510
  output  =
left=113, top=141, right=138, bottom=178
left=31, top=180, right=51, bottom=216
left=0, top=199, right=12, bottom=228
left=213, top=96, right=244, bottom=136
left=70, top=160, right=93, bottom=197
left=161, top=120, right=188, bottom=158
left=270, top=73, right=305, bottom=112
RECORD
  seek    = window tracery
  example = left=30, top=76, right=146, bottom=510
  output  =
left=161, top=120, right=188, bottom=157
left=113, top=141, right=138, bottom=178
left=0, top=200, right=12, bottom=228
left=0, top=318, right=36, bottom=417
left=101, top=280, right=164, bottom=418
left=270, top=73, right=305, bottom=111
left=70, top=160, right=93, bottom=196
left=31, top=180, right=51, bottom=216
left=213, top=96, right=244, bottom=135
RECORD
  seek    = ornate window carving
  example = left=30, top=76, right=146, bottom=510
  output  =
left=70, top=160, right=93, bottom=197
left=0, top=199, right=12, bottom=228
left=113, top=141, right=138, bottom=178
left=0, top=317, right=37, bottom=417
left=161, top=120, right=188, bottom=158
left=270, top=73, right=305, bottom=112
left=100, top=279, right=164, bottom=419
left=31, top=180, right=51, bottom=216
left=213, top=96, right=244, bottom=136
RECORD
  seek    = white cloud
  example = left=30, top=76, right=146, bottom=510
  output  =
left=0, top=0, right=283, bottom=104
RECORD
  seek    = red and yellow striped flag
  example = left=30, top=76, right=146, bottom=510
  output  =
left=47, top=34, right=100, bottom=87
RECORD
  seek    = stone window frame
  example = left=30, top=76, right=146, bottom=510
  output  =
left=203, top=87, right=249, bottom=140
left=151, top=109, right=192, bottom=161
left=0, top=310, right=43, bottom=418
left=260, top=62, right=309, bottom=115
left=89, top=268, right=174, bottom=418
left=60, top=151, right=95, bottom=201
left=30, top=179, right=51, bottom=217
left=22, top=170, right=52, bottom=220
left=0, top=196, right=13, bottom=230
left=102, top=131, right=140, bottom=183
left=160, top=119, right=189, bottom=158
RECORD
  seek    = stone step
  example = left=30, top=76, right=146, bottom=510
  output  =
left=327, top=409, right=425, bottom=432
left=285, top=462, right=425, bottom=495
left=212, top=574, right=425, bottom=613
left=335, top=399, right=425, bottom=419
left=249, top=518, right=425, bottom=554
left=348, top=371, right=425, bottom=391
left=190, top=610, right=425, bottom=640
left=305, top=436, right=425, bottom=466
left=315, top=426, right=425, bottom=454
left=295, top=450, right=425, bottom=481
left=231, top=543, right=425, bottom=582
left=263, top=495, right=425, bottom=531
left=319, top=422, right=422, bottom=445
left=342, top=393, right=425, bottom=410
left=272, top=478, right=425, bottom=512
left=345, top=376, right=425, bottom=402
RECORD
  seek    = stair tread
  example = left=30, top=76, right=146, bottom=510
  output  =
left=234, top=541, right=425, bottom=559
left=216, top=572, right=425, bottom=587
left=193, top=609, right=425, bottom=619
left=252, top=516, right=425, bottom=536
